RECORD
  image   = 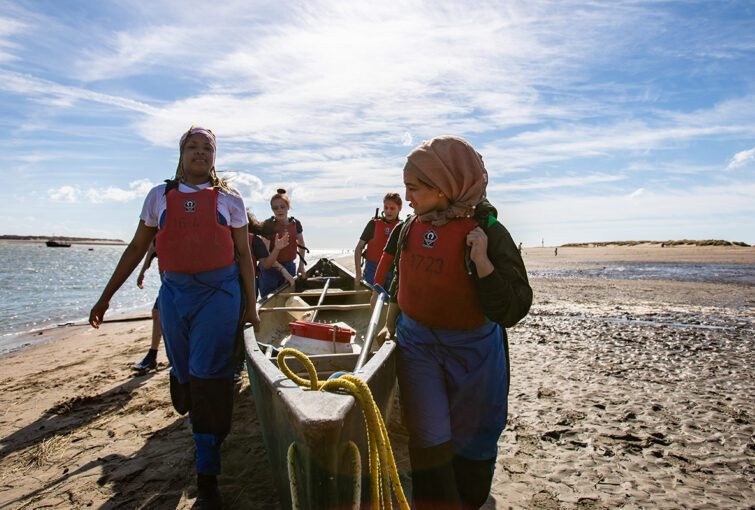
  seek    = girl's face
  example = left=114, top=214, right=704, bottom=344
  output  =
left=181, top=133, right=215, bottom=183
left=271, top=198, right=289, bottom=220
left=404, top=173, right=447, bottom=215
left=382, top=200, right=401, bottom=221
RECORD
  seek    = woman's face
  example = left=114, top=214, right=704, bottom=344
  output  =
left=404, top=173, right=447, bottom=215
left=181, top=133, right=215, bottom=182
left=271, top=198, right=289, bottom=220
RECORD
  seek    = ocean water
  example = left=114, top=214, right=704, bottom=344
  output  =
left=528, top=261, right=755, bottom=286
left=0, top=243, right=347, bottom=352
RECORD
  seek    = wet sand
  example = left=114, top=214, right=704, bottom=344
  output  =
left=0, top=245, right=753, bottom=509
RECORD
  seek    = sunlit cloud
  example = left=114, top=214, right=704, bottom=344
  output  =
left=727, top=147, right=755, bottom=169
left=48, top=185, right=78, bottom=203
left=0, top=70, right=158, bottom=114
left=75, top=179, right=157, bottom=204
left=629, top=188, right=645, bottom=199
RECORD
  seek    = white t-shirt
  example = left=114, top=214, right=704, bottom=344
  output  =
left=139, top=181, right=248, bottom=229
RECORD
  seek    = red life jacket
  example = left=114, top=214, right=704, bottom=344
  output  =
left=364, top=218, right=401, bottom=263
left=269, top=218, right=298, bottom=263
left=155, top=187, right=235, bottom=274
left=247, top=233, right=259, bottom=274
left=398, top=218, right=486, bottom=329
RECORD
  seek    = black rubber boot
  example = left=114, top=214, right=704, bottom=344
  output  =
left=193, top=473, right=222, bottom=510
left=409, top=441, right=462, bottom=510
left=453, top=454, right=496, bottom=509
left=169, top=375, right=192, bottom=415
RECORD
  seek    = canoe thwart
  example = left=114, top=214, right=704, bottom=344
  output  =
left=283, top=289, right=372, bottom=297
left=260, top=303, right=372, bottom=313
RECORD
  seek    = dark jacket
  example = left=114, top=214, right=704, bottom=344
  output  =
left=472, top=199, right=532, bottom=328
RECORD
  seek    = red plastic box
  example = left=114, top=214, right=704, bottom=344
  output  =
left=288, top=321, right=355, bottom=343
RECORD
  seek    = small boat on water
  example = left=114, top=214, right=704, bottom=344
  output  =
left=244, top=258, right=398, bottom=510
left=45, top=239, right=71, bottom=247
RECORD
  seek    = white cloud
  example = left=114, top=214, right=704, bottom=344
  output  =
left=0, top=70, right=157, bottom=114
left=86, top=179, right=155, bottom=204
left=628, top=188, right=644, bottom=199
left=48, top=185, right=78, bottom=203
left=226, top=172, right=266, bottom=202
left=727, top=147, right=755, bottom=169
left=0, top=15, right=27, bottom=63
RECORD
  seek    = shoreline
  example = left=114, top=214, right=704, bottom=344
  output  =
left=2, top=245, right=753, bottom=358
left=0, top=239, right=127, bottom=246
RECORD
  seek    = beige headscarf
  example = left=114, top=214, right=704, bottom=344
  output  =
left=404, top=135, right=488, bottom=226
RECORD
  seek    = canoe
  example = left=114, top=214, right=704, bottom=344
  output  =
left=244, top=258, right=398, bottom=510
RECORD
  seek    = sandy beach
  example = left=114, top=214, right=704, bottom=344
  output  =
left=1, top=246, right=753, bottom=509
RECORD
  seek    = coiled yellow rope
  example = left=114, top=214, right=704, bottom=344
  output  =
left=278, top=347, right=409, bottom=510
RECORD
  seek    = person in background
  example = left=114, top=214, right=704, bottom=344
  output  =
left=258, top=188, right=307, bottom=296
left=132, top=241, right=162, bottom=372
left=89, top=126, right=259, bottom=509
left=233, top=211, right=295, bottom=381
left=247, top=210, right=295, bottom=297
left=354, top=192, right=402, bottom=289
left=375, top=136, right=532, bottom=510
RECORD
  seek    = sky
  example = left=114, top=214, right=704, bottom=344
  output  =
left=1, top=0, right=753, bottom=248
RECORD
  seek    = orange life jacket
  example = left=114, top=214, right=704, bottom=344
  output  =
left=155, top=187, right=235, bottom=274
left=398, top=218, right=486, bottom=329
left=269, top=218, right=298, bottom=263
left=364, top=218, right=401, bottom=263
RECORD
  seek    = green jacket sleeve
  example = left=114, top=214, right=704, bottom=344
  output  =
left=475, top=219, right=532, bottom=328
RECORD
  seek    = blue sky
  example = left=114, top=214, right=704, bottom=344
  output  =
left=1, top=0, right=753, bottom=248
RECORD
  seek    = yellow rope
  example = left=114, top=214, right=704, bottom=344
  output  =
left=277, top=348, right=409, bottom=510
left=287, top=442, right=300, bottom=510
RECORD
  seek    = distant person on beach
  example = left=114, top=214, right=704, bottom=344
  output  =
left=518, top=241, right=523, bottom=254
left=234, top=211, right=294, bottom=381
left=555, top=247, right=558, bottom=256
left=374, top=136, right=532, bottom=509
left=133, top=240, right=161, bottom=372
left=89, top=126, right=259, bottom=508
left=258, top=188, right=307, bottom=296
left=354, top=192, right=403, bottom=288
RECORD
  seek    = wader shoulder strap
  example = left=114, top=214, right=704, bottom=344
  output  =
left=163, top=179, right=180, bottom=195
left=387, top=214, right=416, bottom=298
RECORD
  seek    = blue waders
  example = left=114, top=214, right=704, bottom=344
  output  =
left=158, top=263, right=242, bottom=474
left=257, top=260, right=295, bottom=297
left=395, top=312, right=508, bottom=509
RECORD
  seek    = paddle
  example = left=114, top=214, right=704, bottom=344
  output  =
left=354, top=284, right=389, bottom=372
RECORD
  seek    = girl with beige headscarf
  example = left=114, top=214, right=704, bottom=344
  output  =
left=375, top=136, right=532, bottom=510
